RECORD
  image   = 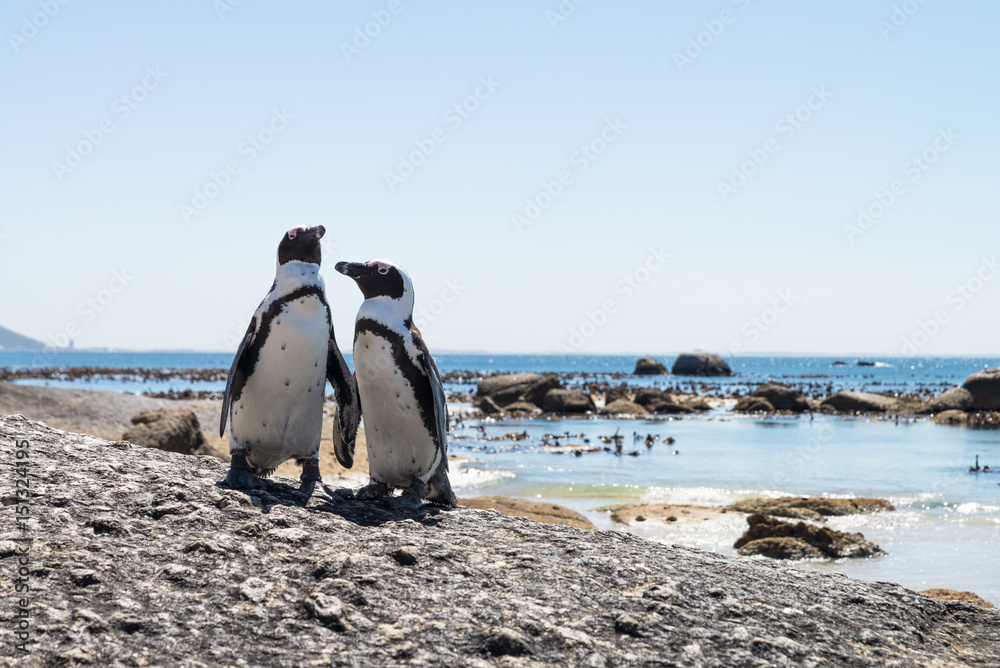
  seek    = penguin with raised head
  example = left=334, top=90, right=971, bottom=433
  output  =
left=334, top=259, right=456, bottom=508
left=220, top=226, right=359, bottom=497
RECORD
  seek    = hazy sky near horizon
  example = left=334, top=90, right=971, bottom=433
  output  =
left=1, top=0, right=998, bottom=356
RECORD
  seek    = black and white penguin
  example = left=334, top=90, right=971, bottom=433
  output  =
left=334, top=259, right=456, bottom=508
left=220, top=225, right=359, bottom=497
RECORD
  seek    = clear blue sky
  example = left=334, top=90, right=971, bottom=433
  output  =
left=2, top=0, right=998, bottom=355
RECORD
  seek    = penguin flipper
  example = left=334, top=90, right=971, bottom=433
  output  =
left=409, top=323, right=449, bottom=471
left=327, top=328, right=360, bottom=469
left=220, top=316, right=257, bottom=438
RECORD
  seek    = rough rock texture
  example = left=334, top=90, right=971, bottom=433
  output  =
left=671, top=351, right=732, bottom=377
left=3, top=416, right=1000, bottom=667
left=751, top=383, right=810, bottom=413
left=734, top=397, right=775, bottom=414
left=459, top=496, right=595, bottom=530
left=924, top=387, right=974, bottom=414
left=122, top=408, right=208, bottom=456
left=633, top=356, right=668, bottom=375
left=921, top=589, right=996, bottom=610
left=736, top=537, right=826, bottom=560
left=598, top=399, right=650, bottom=417
left=963, top=368, right=1000, bottom=410
left=821, top=391, right=897, bottom=413
left=541, top=389, right=595, bottom=414
left=735, top=514, right=884, bottom=560
left=728, top=497, right=894, bottom=522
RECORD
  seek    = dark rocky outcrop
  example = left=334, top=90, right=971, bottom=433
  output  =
left=541, top=389, right=595, bottom=414
left=932, top=409, right=969, bottom=426
left=923, top=386, right=973, bottom=414
left=821, top=391, right=897, bottom=413
left=1, top=415, right=998, bottom=666
left=734, top=397, right=775, bottom=414
left=599, top=399, right=650, bottom=417
left=476, top=373, right=540, bottom=397
left=475, top=373, right=562, bottom=411
left=671, top=350, right=732, bottom=377
left=963, top=368, right=1000, bottom=410
left=633, top=388, right=665, bottom=408
left=751, top=383, right=810, bottom=412
left=123, top=408, right=208, bottom=456
left=604, top=384, right=631, bottom=405
left=735, top=514, right=884, bottom=560
left=460, top=496, right=595, bottom=530
left=728, top=497, right=894, bottom=522
left=633, top=356, right=668, bottom=375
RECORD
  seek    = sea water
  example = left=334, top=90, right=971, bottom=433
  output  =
left=2, top=351, right=998, bottom=604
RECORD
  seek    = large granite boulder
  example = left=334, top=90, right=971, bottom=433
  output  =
left=122, top=408, right=207, bottom=456
left=541, top=389, right=596, bottom=414
left=924, top=386, right=973, bottom=413
left=520, top=375, right=563, bottom=406
left=671, top=351, right=732, bottom=377
left=599, top=399, right=650, bottom=417
left=752, top=383, right=810, bottom=412
left=963, top=368, right=1000, bottom=410
left=821, top=391, right=896, bottom=413
left=633, top=388, right=666, bottom=408
left=476, top=373, right=540, bottom=398
left=1, top=415, right=998, bottom=667
left=735, top=514, right=884, bottom=560
left=634, top=356, right=668, bottom=375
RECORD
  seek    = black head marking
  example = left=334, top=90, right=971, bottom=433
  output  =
left=277, top=225, right=325, bottom=265
left=335, top=260, right=405, bottom=300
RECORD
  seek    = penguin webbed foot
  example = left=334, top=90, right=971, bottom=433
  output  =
left=390, top=478, right=425, bottom=511
left=297, top=458, right=322, bottom=498
left=224, top=451, right=263, bottom=490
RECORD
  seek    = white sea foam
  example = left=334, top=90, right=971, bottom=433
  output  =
left=448, top=464, right=515, bottom=489
left=638, top=486, right=793, bottom=507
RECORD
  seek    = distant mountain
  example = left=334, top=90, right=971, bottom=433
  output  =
left=0, top=324, right=46, bottom=350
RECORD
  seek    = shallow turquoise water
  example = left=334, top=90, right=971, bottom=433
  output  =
left=449, top=413, right=1000, bottom=606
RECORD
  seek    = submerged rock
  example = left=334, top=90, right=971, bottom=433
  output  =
left=460, top=496, right=595, bottom=530
left=734, top=396, right=775, bottom=414
left=671, top=350, right=732, bottom=377
left=963, top=368, right=1000, bottom=410
left=634, top=356, right=669, bottom=375
left=599, top=399, right=650, bottom=417
left=728, top=497, right=894, bottom=522
left=932, top=409, right=969, bottom=426
left=735, top=514, right=884, bottom=559
left=122, top=408, right=207, bottom=456
left=821, top=391, right=897, bottom=413
left=1, top=415, right=997, bottom=666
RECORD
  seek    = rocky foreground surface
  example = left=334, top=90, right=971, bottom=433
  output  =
left=2, top=415, right=999, bottom=667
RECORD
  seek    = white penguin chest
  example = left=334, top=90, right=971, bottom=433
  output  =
left=231, top=296, right=329, bottom=469
left=353, top=330, right=439, bottom=486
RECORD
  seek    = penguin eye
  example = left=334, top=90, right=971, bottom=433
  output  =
left=378, top=266, right=390, bottom=276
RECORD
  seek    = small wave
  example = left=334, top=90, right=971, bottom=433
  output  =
left=449, top=465, right=515, bottom=489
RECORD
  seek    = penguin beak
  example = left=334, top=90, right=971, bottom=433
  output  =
left=335, top=261, right=370, bottom=279
left=312, top=226, right=326, bottom=239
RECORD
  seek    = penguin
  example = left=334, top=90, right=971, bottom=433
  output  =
left=219, top=225, right=359, bottom=497
left=333, top=259, right=456, bottom=509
